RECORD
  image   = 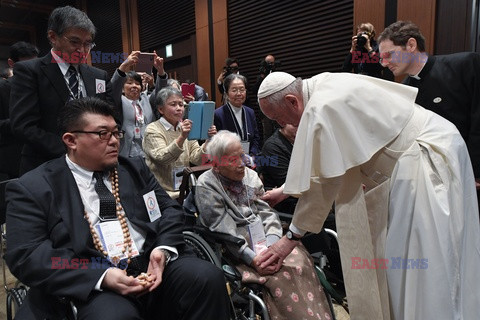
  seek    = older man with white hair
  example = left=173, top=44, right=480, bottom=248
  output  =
left=256, top=71, right=480, bottom=320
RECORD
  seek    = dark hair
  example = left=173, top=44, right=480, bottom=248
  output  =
left=378, top=21, right=426, bottom=52
left=58, top=97, right=115, bottom=135
left=48, top=5, right=96, bottom=38
left=223, top=74, right=247, bottom=93
left=225, top=57, right=238, bottom=66
left=9, top=41, right=39, bottom=62
left=125, top=71, right=143, bottom=91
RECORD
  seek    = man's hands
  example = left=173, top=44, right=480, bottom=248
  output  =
left=261, top=187, right=289, bottom=207
left=101, top=267, right=155, bottom=296
left=101, top=249, right=169, bottom=296
left=255, top=236, right=298, bottom=272
left=146, top=249, right=169, bottom=292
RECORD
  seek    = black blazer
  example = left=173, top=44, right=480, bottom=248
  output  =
left=214, top=103, right=261, bottom=155
left=9, top=52, right=112, bottom=173
left=5, top=156, right=187, bottom=317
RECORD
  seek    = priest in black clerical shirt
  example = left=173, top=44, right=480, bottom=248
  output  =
left=378, top=20, right=480, bottom=207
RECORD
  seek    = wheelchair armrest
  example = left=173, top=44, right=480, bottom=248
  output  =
left=193, top=225, right=245, bottom=246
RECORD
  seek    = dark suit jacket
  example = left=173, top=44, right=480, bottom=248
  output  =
left=0, top=78, right=22, bottom=177
left=214, top=103, right=261, bottom=155
left=9, top=52, right=112, bottom=174
left=403, top=52, right=480, bottom=177
left=5, top=156, right=187, bottom=318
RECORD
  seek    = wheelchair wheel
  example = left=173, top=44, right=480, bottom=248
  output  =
left=183, top=231, right=222, bottom=268
left=6, top=286, right=28, bottom=320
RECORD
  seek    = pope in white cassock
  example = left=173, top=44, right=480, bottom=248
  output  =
left=256, top=71, right=480, bottom=320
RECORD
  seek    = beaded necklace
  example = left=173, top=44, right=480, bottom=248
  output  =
left=83, top=168, right=133, bottom=267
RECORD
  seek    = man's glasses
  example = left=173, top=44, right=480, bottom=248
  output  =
left=63, top=36, right=96, bottom=50
left=71, top=130, right=125, bottom=140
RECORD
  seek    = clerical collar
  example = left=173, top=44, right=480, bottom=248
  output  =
left=409, top=56, right=429, bottom=80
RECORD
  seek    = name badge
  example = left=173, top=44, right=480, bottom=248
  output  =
left=143, top=190, right=161, bottom=222
left=95, top=220, right=140, bottom=265
left=240, top=141, right=250, bottom=155
left=95, top=79, right=106, bottom=94
left=247, top=219, right=267, bottom=254
left=134, top=126, right=141, bottom=139
left=172, top=167, right=184, bottom=191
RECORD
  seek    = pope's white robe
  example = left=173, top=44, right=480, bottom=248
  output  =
left=285, top=72, right=480, bottom=320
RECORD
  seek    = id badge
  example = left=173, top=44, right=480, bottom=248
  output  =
left=95, top=220, right=140, bottom=264
left=143, top=190, right=162, bottom=222
left=240, top=141, right=250, bottom=155
left=172, top=167, right=184, bottom=191
left=247, top=219, right=267, bottom=254
left=134, top=126, right=141, bottom=139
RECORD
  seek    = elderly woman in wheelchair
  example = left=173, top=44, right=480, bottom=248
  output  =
left=194, top=130, right=333, bottom=320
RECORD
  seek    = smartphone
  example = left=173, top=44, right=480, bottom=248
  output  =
left=181, top=83, right=196, bottom=98
left=135, top=52, right=155, bottom=74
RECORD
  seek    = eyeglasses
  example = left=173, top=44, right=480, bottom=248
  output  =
left=63, top=36, right=96, bottom=50
left=230, top=87, right=246, bottom=94
left=71, top=130, right=125, bottom=140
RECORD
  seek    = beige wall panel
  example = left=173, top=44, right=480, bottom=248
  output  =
left=397, top=0, right=436, bottom=53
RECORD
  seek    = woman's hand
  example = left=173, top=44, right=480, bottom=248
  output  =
left=119, top=51, right=140, bottom=73
left=252, top=255, right=277, bottom=276
left=184, top=93, right=195, bottom=103
left=207, top=125, right=217, bottom=137
left=179, top=119, right=192, bottom=139
left=153, top=51, right=165, bottom=76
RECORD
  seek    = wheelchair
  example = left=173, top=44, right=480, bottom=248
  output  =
left=178, top=166, right=345, bottom=319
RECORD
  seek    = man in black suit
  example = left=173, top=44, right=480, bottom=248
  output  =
left=0, top=41, right=39, bottom=179
left=378, top=21, right=480, bottom=196
left=5, top=97, right=229, bottom=319
left=9, top=6, right=112, bottom=175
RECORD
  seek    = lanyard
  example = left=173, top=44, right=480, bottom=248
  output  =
left=226, top=103, right=249, bottom=141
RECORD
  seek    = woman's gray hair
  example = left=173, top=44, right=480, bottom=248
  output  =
left=206, top=130, right=241, bottom=159
left=167, top=79, right=181, bottom=90
left=262, top=78, right=302, bottom=108
left=155, top=87, right=183, bottom=109
left=47, top=6, right=96, bottom=38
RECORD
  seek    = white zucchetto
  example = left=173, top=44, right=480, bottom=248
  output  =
left=257, top=71, right=296, bottom=99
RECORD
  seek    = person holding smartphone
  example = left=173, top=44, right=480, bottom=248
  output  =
left=110, top=50, right=164, bottom=158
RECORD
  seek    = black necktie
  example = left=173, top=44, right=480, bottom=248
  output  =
left=68, top=66, right=80, bottom=99
left=93, top=171, right=117, bottom=220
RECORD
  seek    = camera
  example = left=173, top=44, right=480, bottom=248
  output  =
left=259, top=60, right=281, bottom=74
left=356, top=32, right=369, bottom=50
left=223, top=65, right=239, bottom=78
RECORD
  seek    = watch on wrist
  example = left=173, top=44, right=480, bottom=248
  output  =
left=160, top=249, right=171, bottom=266
left=286, top=230, right=301, bottom=241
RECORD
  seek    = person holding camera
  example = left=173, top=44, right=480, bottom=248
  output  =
left=250, top=54, right=282, bottom=143
left=217, top=57, right=240, bottom=95
left=342, top=22, right=391, bottom=79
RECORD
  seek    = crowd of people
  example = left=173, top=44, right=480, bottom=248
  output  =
left=1, top=4, right=479, bottom=320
